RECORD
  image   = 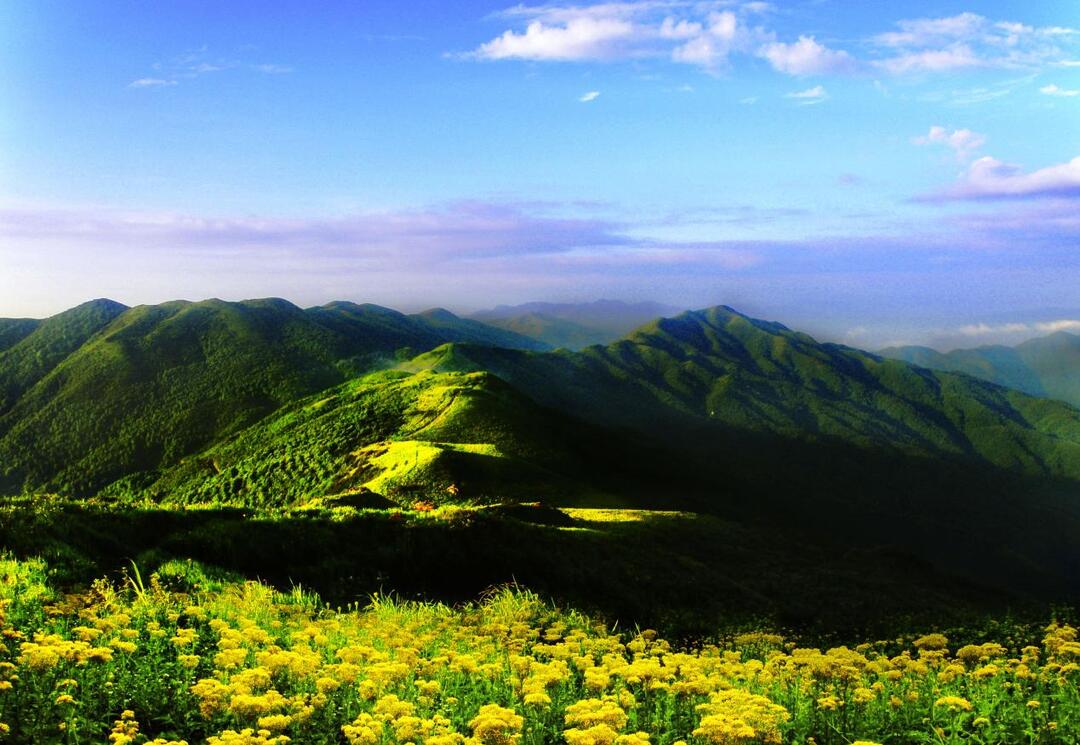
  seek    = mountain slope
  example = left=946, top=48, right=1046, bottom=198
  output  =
left=410, top=307, right=1080, bottom=479
left=395, top=307, right=1080, bottom=595
left=882, top=331, right=1080, bottom=408
left=411, top=308, right=550, bottom=351
left=0, top=318, right=40, bottom=354
left=135, top=369, right=618, bottom=507
left=128, top=305, right=1080, bottom=599
left=0, top=298, right=553, bottom=496
left=0, top=299, right=129, bottom=414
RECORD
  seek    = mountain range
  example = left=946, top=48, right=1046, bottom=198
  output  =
left=882, top=332, right=1080, bottom=408
left=3, top=298, right=1080, bottom=604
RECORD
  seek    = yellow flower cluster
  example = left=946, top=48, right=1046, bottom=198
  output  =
left=0, top=555, right=1076, bottom=745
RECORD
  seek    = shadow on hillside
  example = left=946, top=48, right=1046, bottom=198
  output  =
left=0, top=497, right=1046, bottom=642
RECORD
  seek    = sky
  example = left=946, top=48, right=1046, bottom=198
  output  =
left=1, top=0, right=1079, bottom=350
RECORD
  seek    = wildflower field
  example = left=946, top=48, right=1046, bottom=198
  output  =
left=0, top=556, right=1076, bottom=745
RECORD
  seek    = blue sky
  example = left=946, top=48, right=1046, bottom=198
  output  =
left=1, top=1, right=1079, bottom=348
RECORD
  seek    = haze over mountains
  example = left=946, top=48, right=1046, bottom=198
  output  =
left=470, top=300, right=683, bottom=350
left=3, top=297, right=1080, bottom=605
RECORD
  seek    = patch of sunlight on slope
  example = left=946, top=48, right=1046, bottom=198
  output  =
left=358, top=441, right=502, bottom=494
left=561, top=508, right=692, bottom=523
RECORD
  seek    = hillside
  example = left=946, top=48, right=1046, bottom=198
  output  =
left=471, top=312, right=613, bottom=350
left=412, top=307, right=1080, bottom=478
left=103, top=303, right=1080, bottom=600
left=135, top=369, right=615, bottom=508
left=399, top=307, right=1080, bottom=595
left=0, top=298, right=545, bottom=495
left=7, top=299, right=1080, bottom=598
left=0, top=299, right=129, bottom=414
left=882, top=331, right=1080, bottom=408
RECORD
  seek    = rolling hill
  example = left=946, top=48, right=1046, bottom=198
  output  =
left=0, top=298, right=545, bottom=495
left=882, top=331, right=1080, bottom=408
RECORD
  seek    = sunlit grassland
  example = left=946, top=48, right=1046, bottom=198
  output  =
left=0, top=555, right=1077, bottom=744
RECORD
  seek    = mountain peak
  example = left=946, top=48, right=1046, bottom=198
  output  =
left=416, top=307, right=460, bottom=322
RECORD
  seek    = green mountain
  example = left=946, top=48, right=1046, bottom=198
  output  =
left=102, top=304, right=1080, bottom=600
left=411, top=308, right=550, bottom=350
left=7, top=299, right=1080, bottom=599
left=471, top=300, right=682, bottom=349
left=0, top=299, right=129, bottom=414
left=0, top=298, right=546, bottom=496
left=412, top=307, right=1080, bottom=479
left=882, top=332, right=1080, bottom=408
left=0, top=318, right=41, bottom=354
left=133, top=369, right=621, bottom=508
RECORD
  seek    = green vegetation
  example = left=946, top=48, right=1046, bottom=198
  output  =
left=0, top=553, right=1075, bottom=744
left=0, top=299, right=543, bottom=496
left=2, top=299, right=1080, bottom=741
left=2, top=497, right=1014, bottom=640
left=883, top=331, right=1080, bottom=408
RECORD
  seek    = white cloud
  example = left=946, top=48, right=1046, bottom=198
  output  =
left=876, top=45, right=982, bottom=74
left=127, top=78, right=177, bottom=89
left=1041, top=83, right=1079, bottom=97
left=579, top=90, right=601, bottom=102
left=473, top=15, right=639, bottom=61
left=465, top=5, right=1079, bottom=77
left=874, top=13, right=987, bottom=48
left=252, top=64, right=293, bottom=74
left=785, top=85, right=828, bottom=104
left=872, top=12, right=1079, bottom=74
left=954, top=320, right=1080, bottom=338
left=669, top=11, right=757, bottom=70
left=467, top=4, right=814, bottom=73
left=930, top=155, right=1080, bottom=200
left=759, top=35, right=855, bottom=75
left=913, top=126, right=986, bottom=160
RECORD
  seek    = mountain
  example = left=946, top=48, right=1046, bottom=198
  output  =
left=0, top=299, right=129, bottom=414
left=108, top=304, right=1080, bottom=599
left=0, top=318, right=41, bottom=354
left=470, top=313, right=613, bottom=350
left=131, top=369, right=621, bottom=508
left=8, top=298, right=1080, bottom=597
left=0, top=298, right=547, bottom=495
left=413, top=307, right=1080, bottom=479
left=882, top=331, right=1080, bottom=407
left=411, top=308, right=550, bottom=351
left=396, top=307, right=1080, bottom=595
left=471, top=300, right=683, bottom=349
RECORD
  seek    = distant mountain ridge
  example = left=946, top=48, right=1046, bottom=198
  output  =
left=881, top=331, right=1080, bottom=408
left=471, top=300, right=683, bottom=349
